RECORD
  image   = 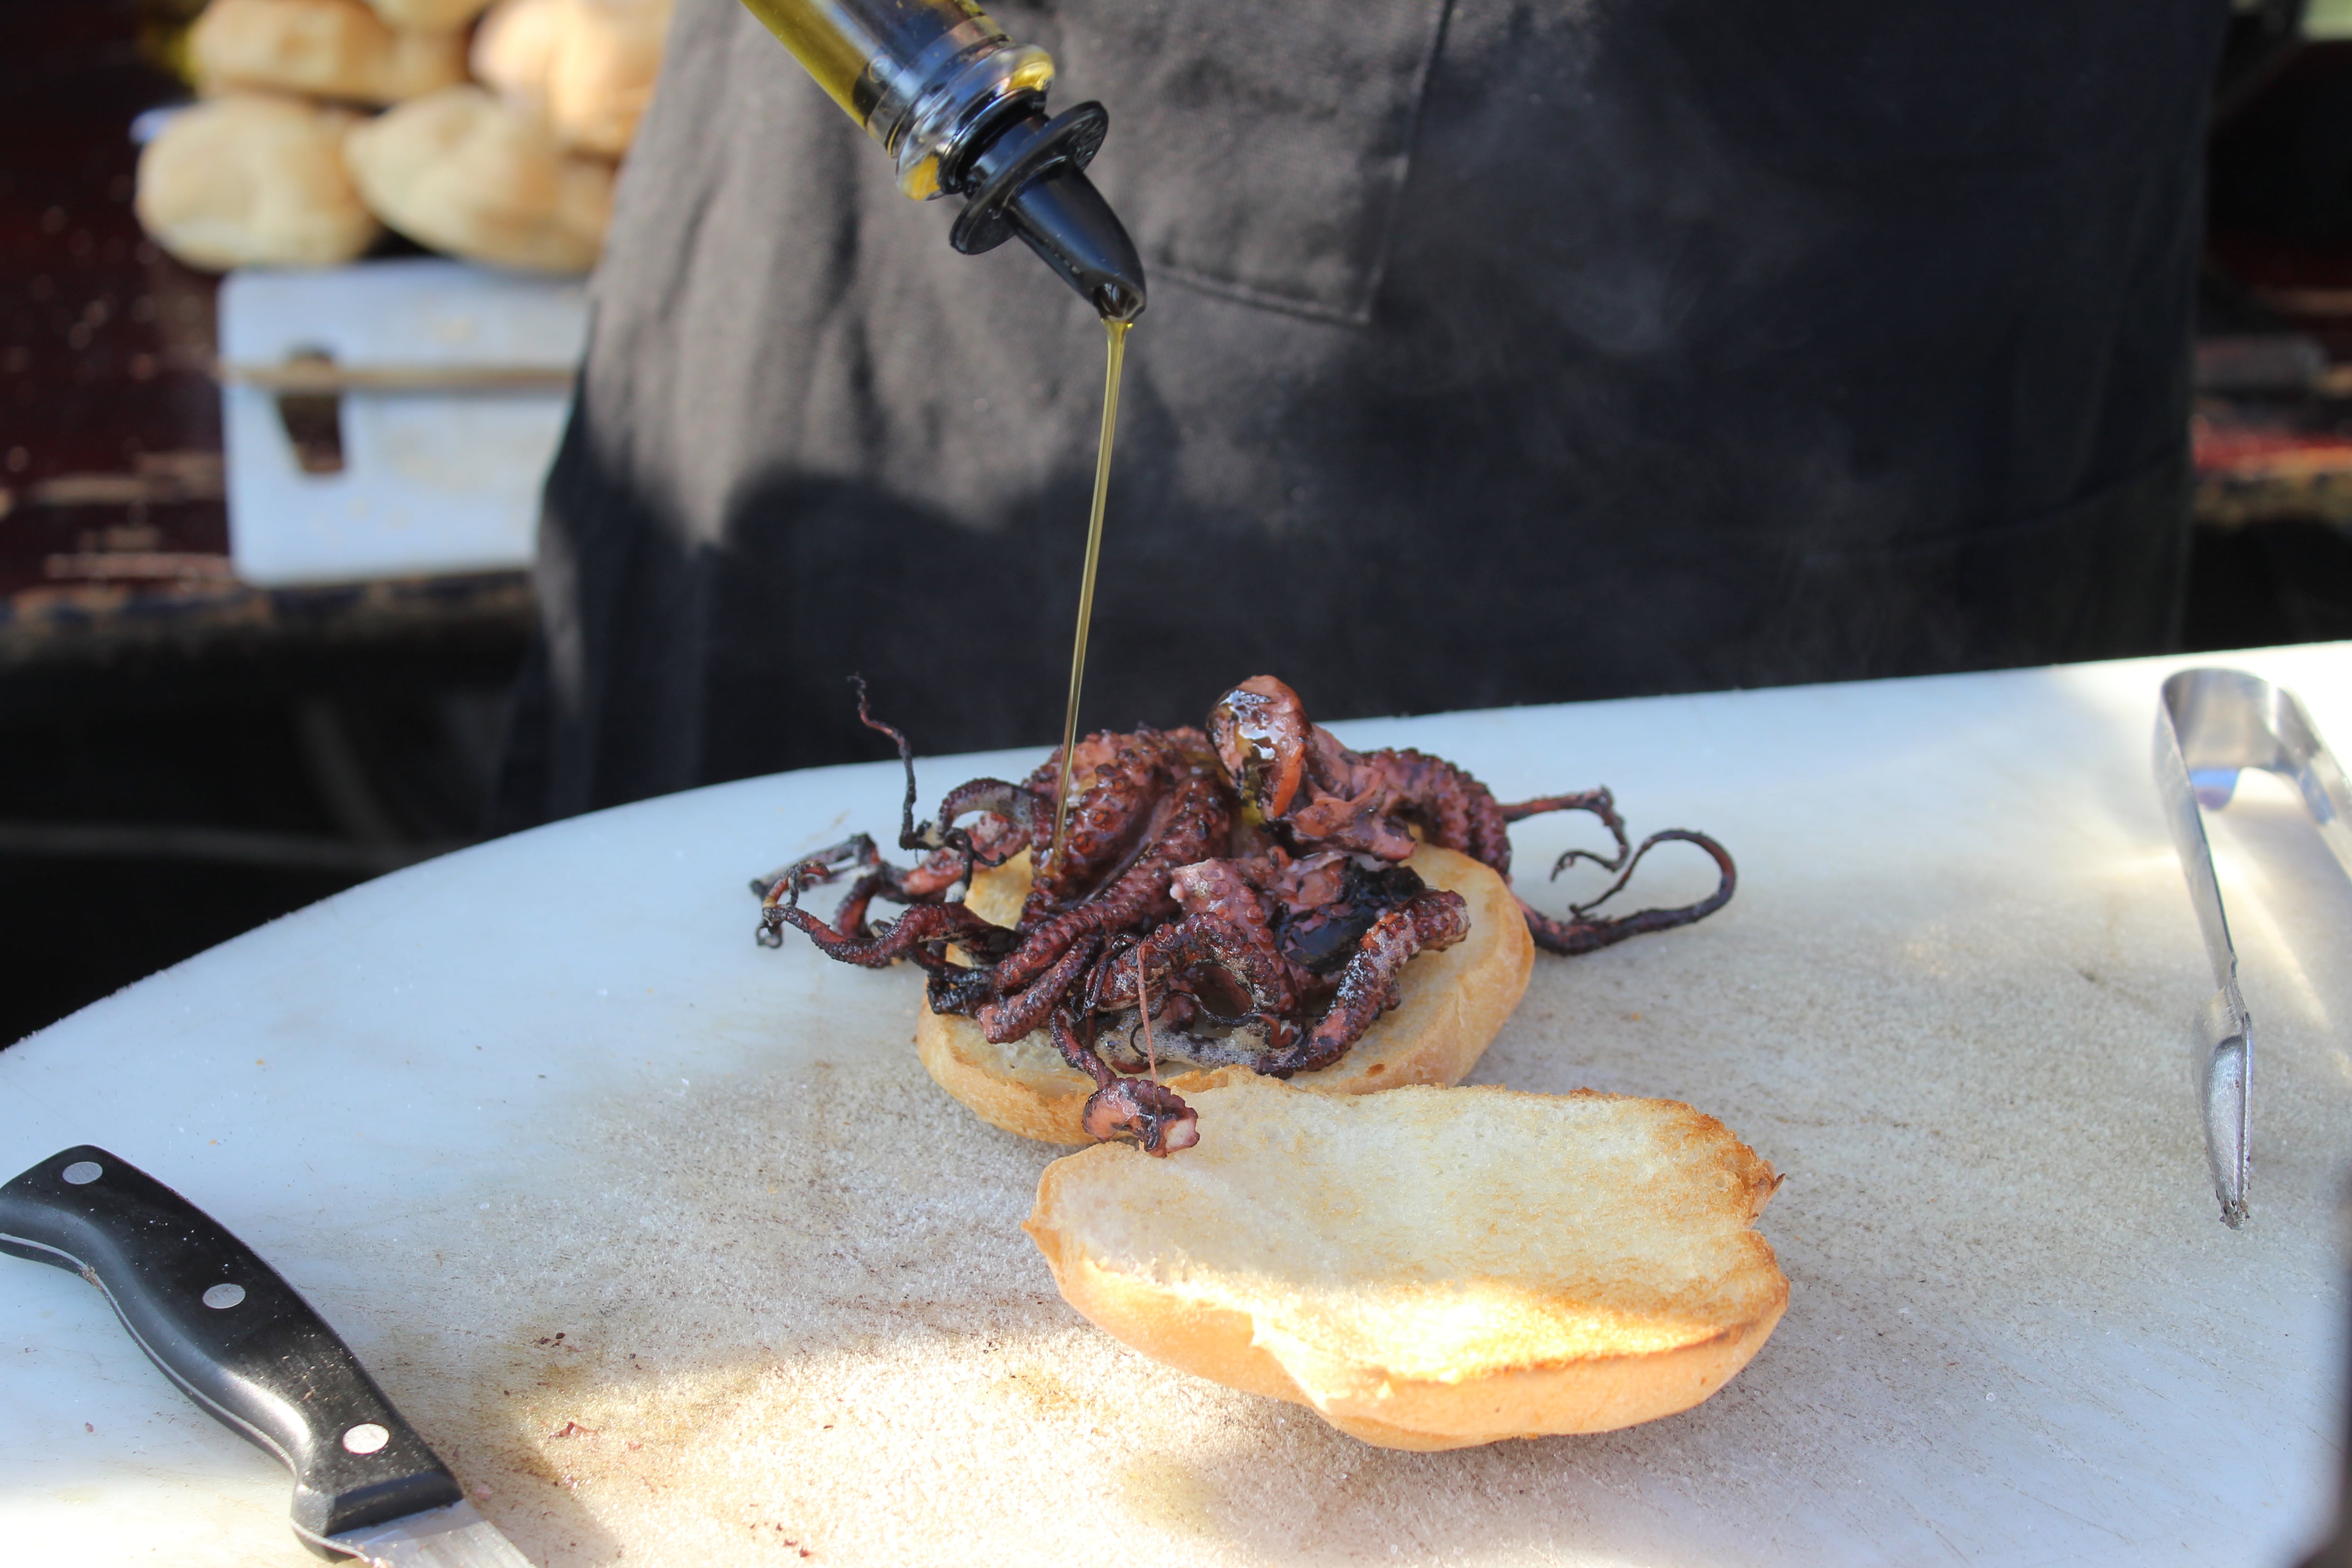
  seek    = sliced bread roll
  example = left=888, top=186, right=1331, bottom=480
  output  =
left=345, top=85, right=614, bottom=272
left=1025, top=1076, right=1788, bottom=1450
left=191, top=0, right=468, bottom=107
left=916, top=843, right=1535, bottom=1146
left=471, top=0, right=672, bottom=158
left=134, top=95, right=381, bottom=270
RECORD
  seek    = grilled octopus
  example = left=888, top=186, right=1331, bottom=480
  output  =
left=755, top=676, right=1735, bottom=1157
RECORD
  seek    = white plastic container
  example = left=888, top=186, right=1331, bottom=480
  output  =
left=219, top=258, right=587, bottom=586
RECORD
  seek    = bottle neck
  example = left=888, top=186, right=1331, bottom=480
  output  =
left=877, top=35, right=1055, bottom=201
left=736, top=0, right=1054, bottom=200
left=736, top=0, right=1144, bottom=314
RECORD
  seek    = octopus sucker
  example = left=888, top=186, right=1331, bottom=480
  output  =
left=755, top=675, right=1735, bottom=1153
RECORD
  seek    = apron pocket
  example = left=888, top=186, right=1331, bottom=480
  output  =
left=1003, top=0, right=1454, bottom=325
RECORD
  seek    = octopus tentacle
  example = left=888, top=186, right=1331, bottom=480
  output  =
left=979, top=935, right=1102, bottom=1044
left=1507, top=788, right=1628, bottom=874
left=845, top=676, right=941, bottom=856
left=1168, top=857, right=1273, bottom=936
left=1049, top=1005, right=1115, bottom=1089
left=753, top=834, right=964, bottom=949
left=1082, top=1076, right=1200, bottom=1156
left=1496, top=788, right=1634, bottom=882
left=827, top=867, right=896, bottom=938
left=938, top=778, right=1047, bottom=867
left=1049, top=1001, right=1201, bottom=1156
left=1088, top=911, right=1301, bottom=1019
left=1261, top=888, right=1469, bottom=1077
left=753, top=835, right=885, bottom=947
left=847, top=679, right=982, bottom=897
left=751, top=833, right=877, bottom=903
left=754, top=686, right=980, bottom=943
left=1346, top=748, right=1514, bottom=870
left=897, top=846, right=972, bottom=900
left=995, top=772, right=1230, bottom=990
left=1023, top=734, right=1179, bottom=916
left=1502, top=787, right=1620, bottom=829
left=1523, top=829, right=1737, bottom=956
left=764, top=898, right=1003, bottom=970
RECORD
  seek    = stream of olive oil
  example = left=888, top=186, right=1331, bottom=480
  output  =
left=1047, top=318, right=1131, bottom=869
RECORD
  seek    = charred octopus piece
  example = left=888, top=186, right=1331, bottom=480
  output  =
left=1013, top=727, right=1222, bottom=920
left=1207, top=674, right=1309, bottom=822
left=1048, top=1006, right=1201, bottom=1155
left=1206, top=675, right=1735, bottom=956
left=754, top=678, right=1009, bottom=970
left=980, top=934, right=1102, bottom=1043
left=937, top=778, right=1044, bottom=867
left=1088, top=910, right=1306, bottom=1049
left=1260, top=888, right=1469, bottom=1077
left=755, top=676, right=1736, bottom=1155
left=990, top=768, right=1230, bottom=998
left=1082, top=1075, right=1200, bottom=1155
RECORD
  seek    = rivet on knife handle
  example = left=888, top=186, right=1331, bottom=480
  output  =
left=0, top=1145, right=466, bottom=1555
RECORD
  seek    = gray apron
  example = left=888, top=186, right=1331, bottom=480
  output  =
left=495, top=0, right=2227, bottom=828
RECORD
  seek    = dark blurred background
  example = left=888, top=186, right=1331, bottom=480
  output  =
left=5, top=0, right=2352, bottom=1047
left=2, top=0, right=534, bottom=1045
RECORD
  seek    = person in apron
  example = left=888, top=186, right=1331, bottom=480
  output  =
left=492, top=0, right=2228, bottom=829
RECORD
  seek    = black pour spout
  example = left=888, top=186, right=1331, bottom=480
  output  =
left=948, top=102, right=1146, bottom=322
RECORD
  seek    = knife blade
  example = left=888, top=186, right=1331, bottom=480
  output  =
left=0, top=1145, right=534, bottom=1566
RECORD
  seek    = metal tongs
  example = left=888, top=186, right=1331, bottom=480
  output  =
left=2154, top=668, right=2352, bottom=1228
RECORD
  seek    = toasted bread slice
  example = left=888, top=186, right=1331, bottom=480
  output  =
left=1024, top=1076, right=1788, bottom=1450
left=916, top=843, right=1536, bottom=1146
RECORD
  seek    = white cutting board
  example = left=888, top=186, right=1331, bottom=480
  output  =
left=4, top=647, right=2351, bottom=1567
left=220, top=259, right=585, bottom=586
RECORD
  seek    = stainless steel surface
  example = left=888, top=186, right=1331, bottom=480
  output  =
left=332, top=1500, right=538, bottom=1568
left=2155, top=666, right=2352, bottom=1227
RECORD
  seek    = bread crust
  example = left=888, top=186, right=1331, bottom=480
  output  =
left=914, top=843, right=1535, bottom=1146
left=344, top=85, right=614, bottom=272
left=1025, top=1079, right=1789, bottom=1450
left=135, top=95, right=381, bottom=270
left=192, top=0, right=469, bottom=107
left=472, top=0, right=669, bottom=157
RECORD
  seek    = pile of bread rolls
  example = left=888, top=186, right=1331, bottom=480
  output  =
left=134, top=0, right=669, bottom=273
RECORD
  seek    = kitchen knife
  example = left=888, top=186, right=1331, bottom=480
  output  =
left=0, top=1145, right=533, bottom=1566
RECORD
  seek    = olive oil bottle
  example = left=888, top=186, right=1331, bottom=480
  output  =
left=737, top=0, right=1145, bottom=862
left=736, top=0, right=1053, bottom=201
left=735, top=0, right=1144, bottom=317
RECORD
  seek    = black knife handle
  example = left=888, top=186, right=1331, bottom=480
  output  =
left=0, top=1146, right=462, bottom=1553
